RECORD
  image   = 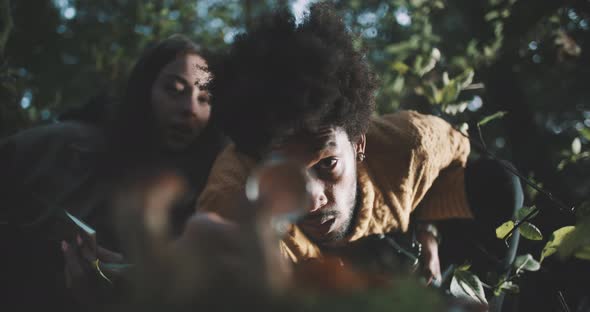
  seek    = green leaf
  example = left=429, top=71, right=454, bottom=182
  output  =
left=423, top=82, right=440, bottom=105
left=496, top=220, right=514, bottom=239
left=456, top=69, right=474, bottom=90
left=574, top=246, right=590, bottom=260
left=513, top=254, right=541, bottom=273
left=557, top=217, right=590, bottom=259
left=450, top=270, right=488, bottom=304
left=572, top=137, right=582, bottom=155
left=413, top=55, right=424, bottom=74
left=440, top=81, right=461, bottom=105
left=515, top=205, right=539, bottom=222
left=485, top=10, right=500, bottom=21
left=498, top=281, right=520, bottom=294
left=459, top=123, right=469, bottom=135
left=580, top=128, right=590, bottom=141
left=457, top=262, right=472, bottom=271
left=442, top=72, right=450, bottom=86
left=415, top=48, right=440, bottom=77
left=392, top=76, right=405, bottom=94
left=443, top=101, right=468, bottom=115
left=385, top=41, right=417, bottom=55
left=540, top=226, right=575, bottom=262
left=478, top=111, right=508, bottom=126
left=392, top=61, right=410, bottom=75
left=519, top=222, right=543, bottom=241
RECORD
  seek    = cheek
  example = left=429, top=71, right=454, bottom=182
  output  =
left=151, top=89, right=171, bottom=121
left=331, top=164, right=357, bottom=213
left=196, top=104, right=211, bottom=124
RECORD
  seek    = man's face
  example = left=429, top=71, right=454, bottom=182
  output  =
left=271, top=127, right=364, bottom=247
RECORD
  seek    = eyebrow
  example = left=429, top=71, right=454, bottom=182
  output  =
left=315, top=139, right=336, bottom=151
left=309, top=129, right=337, bottom=152
left=164, top=74, right=191, bottom=86
left=164, top=73, right=211, bottom=89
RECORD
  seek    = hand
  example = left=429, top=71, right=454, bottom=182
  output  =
left=61, top=235, right=125, bottom=303
left=416, top=229, right=442, bottom=286
left=177, top=211, right=292, bottom=291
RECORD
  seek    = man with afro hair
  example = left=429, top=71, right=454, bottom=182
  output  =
left=198, top=3, right=474, bottom=285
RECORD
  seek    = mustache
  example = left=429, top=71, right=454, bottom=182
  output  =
left=300, top=207, right=339, bottom=223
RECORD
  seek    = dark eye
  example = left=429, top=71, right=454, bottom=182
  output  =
left=166, top=84, right=185, bottom=95
left=197, top=91, right=210, bottom=104
left=316, top=157, right=338, bottom=171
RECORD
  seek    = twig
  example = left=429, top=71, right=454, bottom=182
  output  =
left=431, top=107, right=575, bottom=240
left=476, top=123, right=487, bottom=150
left=557, top=291, right=571, bottom=312
left=434, top=107, right=575, bottom=215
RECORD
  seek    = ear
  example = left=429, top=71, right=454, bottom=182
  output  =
left=354, top=134, right=366, bottom=154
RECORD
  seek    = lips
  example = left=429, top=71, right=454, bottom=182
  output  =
left=298, top=213, right=337, bottom=239
left=168, top=122, right=194, bottom=134
left=165, top=123, right=194, bottom=141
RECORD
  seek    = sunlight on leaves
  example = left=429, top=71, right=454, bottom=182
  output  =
left=392, top=61, right=410, bottom=75
left=513, top=254, right=540, bottom=274
left=557, top=217, right=590, bottom=260
left=516, top=205, right=539, bottom=221
left=478, top=111, right=508, bottom=126
left=519, top=222, right=543, bottom=241
left=496, top=220, right=514, bottom=239
left=450, top=270, right=488, bottom=304
left=497, top=281, right=519, bottom=295
left=540, top=226, right=575, bottom=262
left=571, top=137, right=582, bottom=155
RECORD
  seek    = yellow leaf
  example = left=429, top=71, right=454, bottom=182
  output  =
left=496, top=220, right=514, bottom=239
left=392, top=61, right=410, bottom=75
left=540, top=226, right=575, bottom=262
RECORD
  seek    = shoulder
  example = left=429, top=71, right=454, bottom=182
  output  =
left=3, top=121, right=106, bottom=153
left=368, top=110, right=465, bottom=153
left=366, top=110, right=430, bottom=155
left=370, top=110, right=449, bottom=139
left=1, top=121, right=107, bottom=187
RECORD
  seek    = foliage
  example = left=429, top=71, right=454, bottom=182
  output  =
left=2, top=0, right=590, bottom=310
left=450, top=264, right=487, bottom=305
left=495, top=205, right=543, bottom=241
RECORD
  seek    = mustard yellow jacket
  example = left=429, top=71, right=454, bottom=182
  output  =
left=197, top=111, right=473, bottom=262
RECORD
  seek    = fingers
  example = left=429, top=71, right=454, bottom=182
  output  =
left=75, top=234, right=97, bottom=263
left=62, top=240, right=87, bottom=289
left=421, top=252, right=441, bottom=286
left=97, top=246, right=124, bottom=263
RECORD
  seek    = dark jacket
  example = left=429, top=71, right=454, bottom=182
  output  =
left=0, top=119, right=226, bottom=309
left=0, top=121, right=108, bottom=310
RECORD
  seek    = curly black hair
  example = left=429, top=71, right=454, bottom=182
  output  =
left=211, top=3, right=376, bottom=157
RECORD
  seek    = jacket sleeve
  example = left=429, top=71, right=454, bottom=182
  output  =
left=401, top=111, right=473, bottom=221
left=366, top=111, right=472, bottom=231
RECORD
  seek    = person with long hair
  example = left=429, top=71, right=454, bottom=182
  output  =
left=0, top=34, right=226, bottom=309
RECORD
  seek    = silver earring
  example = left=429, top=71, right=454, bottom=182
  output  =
left=357, top=152, right=366, bottom=162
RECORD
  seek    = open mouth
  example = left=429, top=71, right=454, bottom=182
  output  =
left=299, top=214, right=336, bottom=238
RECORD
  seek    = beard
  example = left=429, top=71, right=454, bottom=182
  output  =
left=299, top=181, right=358, bottom=248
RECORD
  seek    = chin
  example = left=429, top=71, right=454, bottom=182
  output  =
left=164, top=140, right=191, bottom=152
left=314, top=228, right=348, bottom=248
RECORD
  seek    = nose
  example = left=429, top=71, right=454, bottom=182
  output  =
left=179, top=95, right=198, bottom=116
left=306, top=173, right=327, bottom=213
left=180, top=93, right=209, bottom=122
